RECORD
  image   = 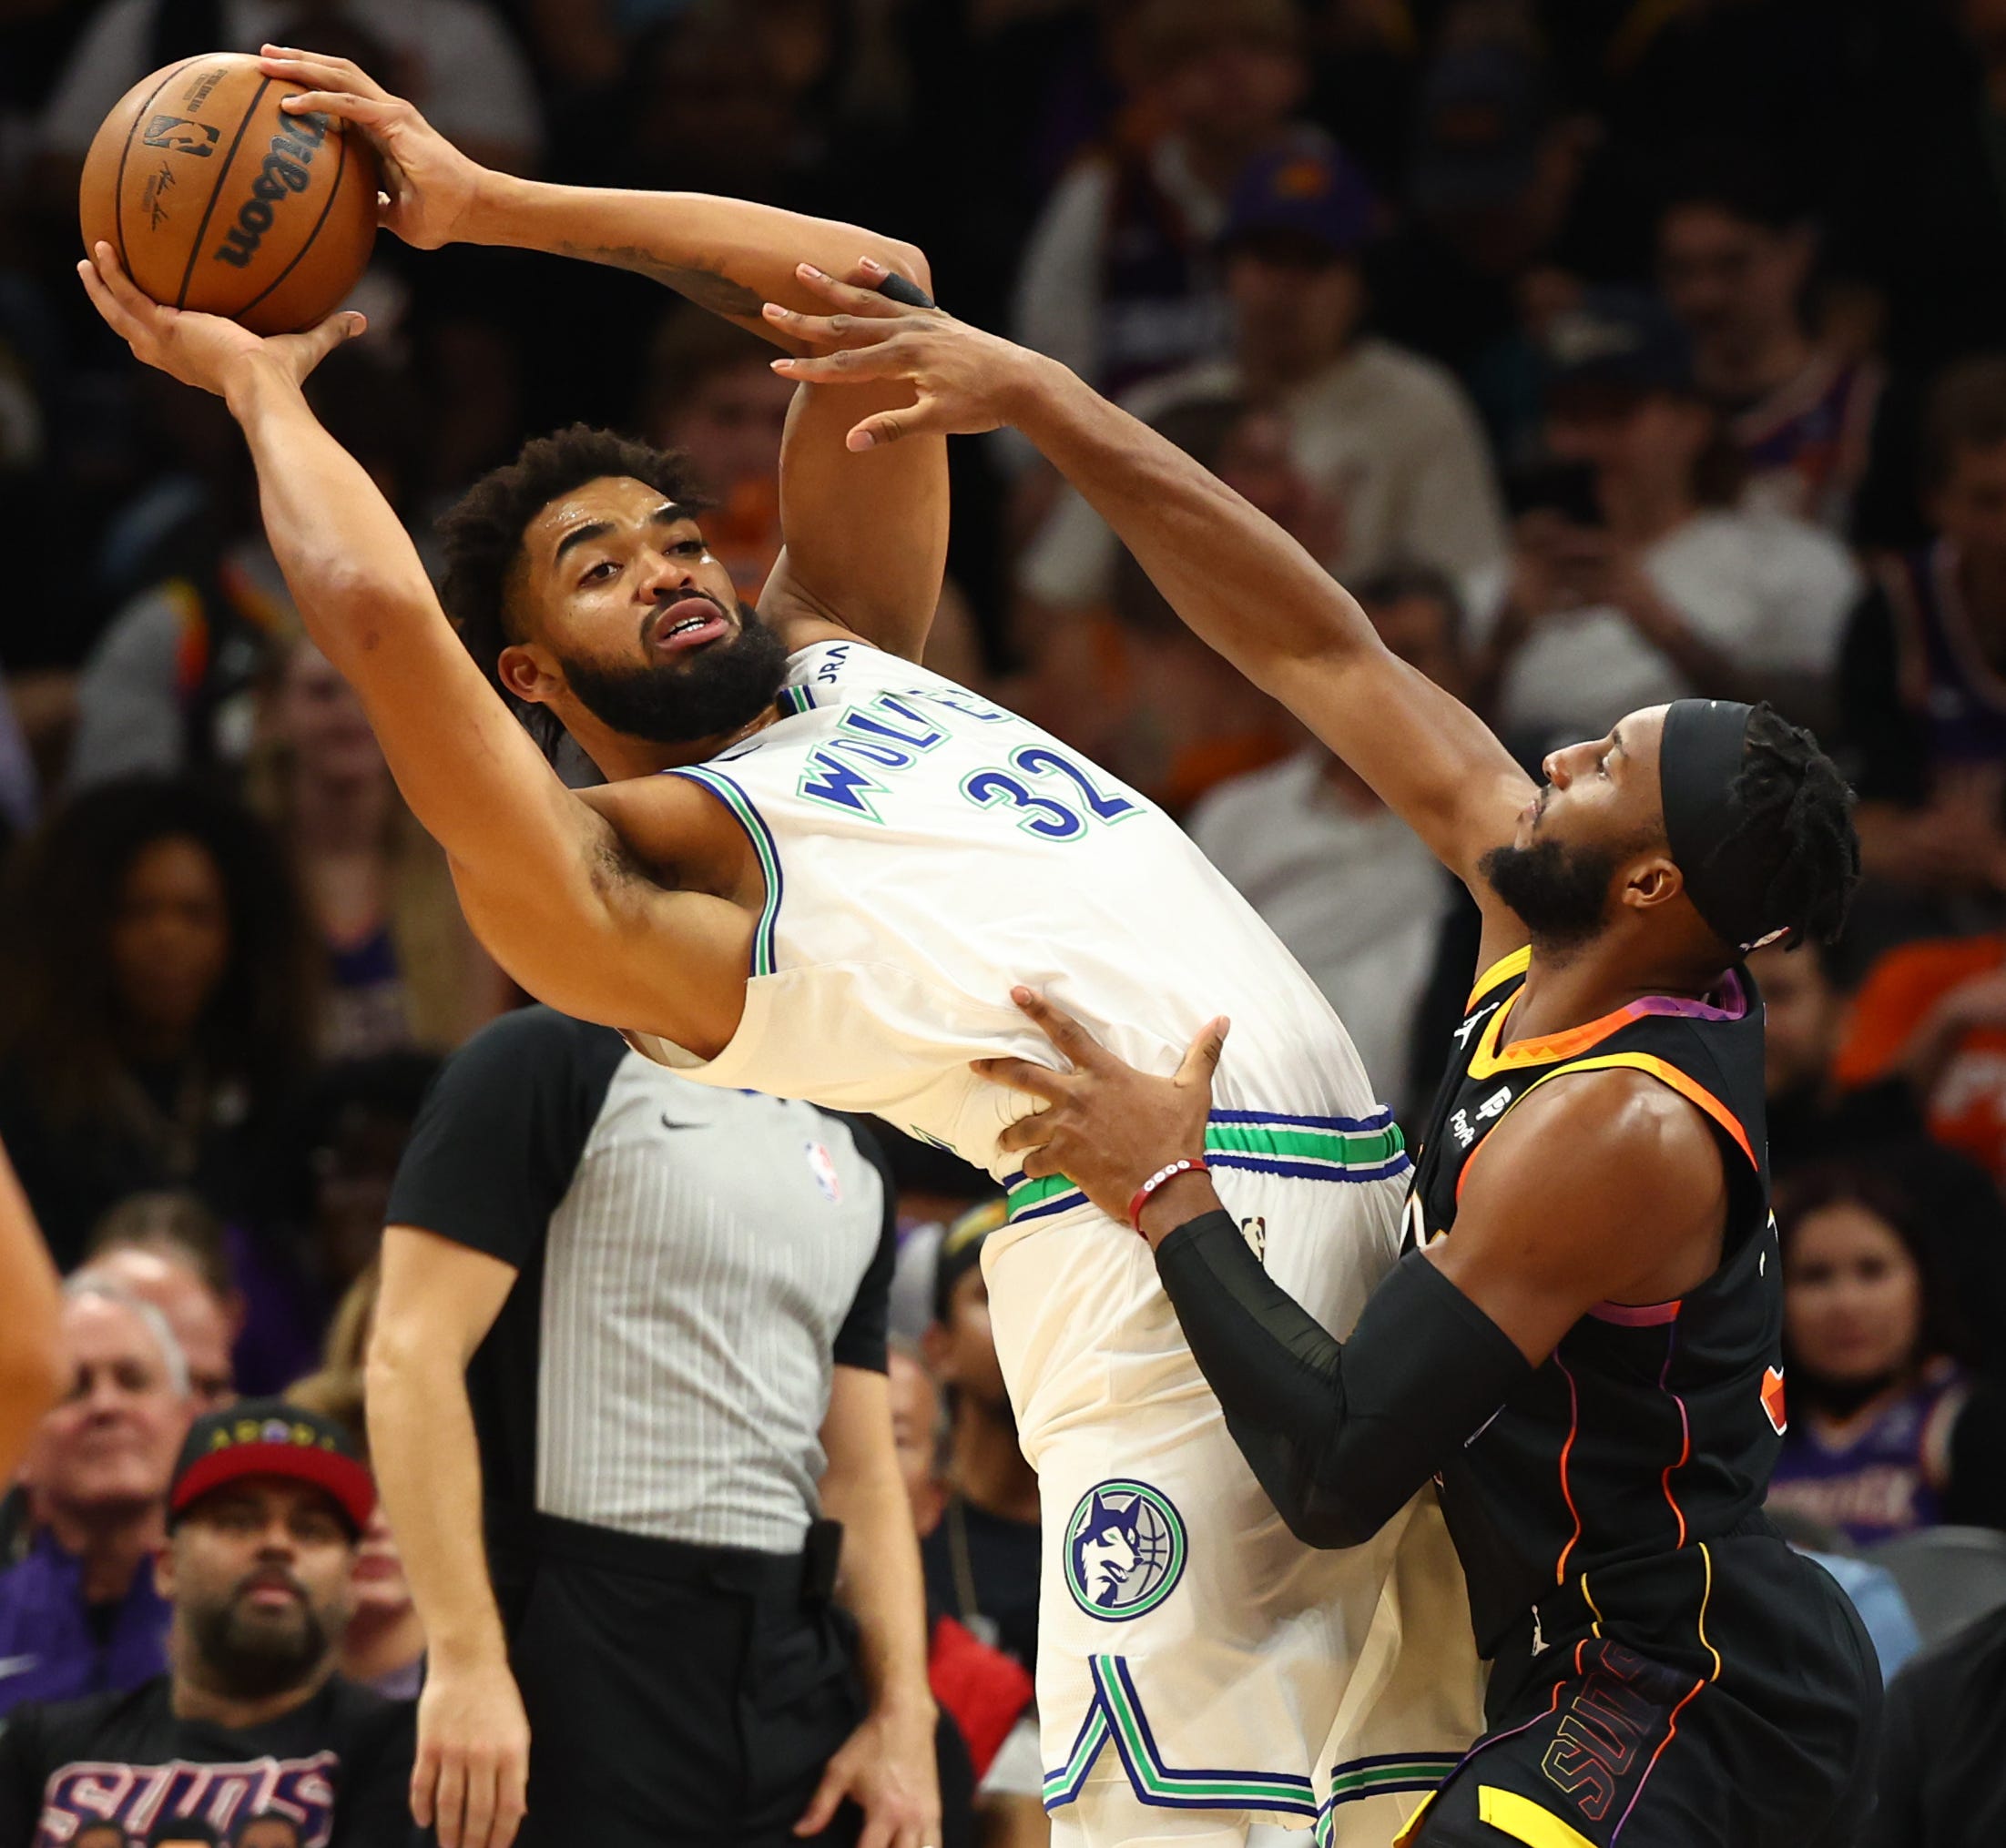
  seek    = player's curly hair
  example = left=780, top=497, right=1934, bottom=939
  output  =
left=1717, top=705, right=1860, bottom=949
left=436, top=424, right=712, bottom=759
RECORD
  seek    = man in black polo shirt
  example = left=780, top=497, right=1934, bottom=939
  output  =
left=372, top=1005, right=938, bottom=1848
left=0, top=1400, right=417, bottom=1848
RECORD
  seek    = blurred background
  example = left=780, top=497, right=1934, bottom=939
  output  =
left=8, top=1, right=2006, bottom=1812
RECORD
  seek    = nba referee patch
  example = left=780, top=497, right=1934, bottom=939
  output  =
left=805, top=1141, right=843, bottom=1203
left=1064, top=1479, right=1186, bottom=1620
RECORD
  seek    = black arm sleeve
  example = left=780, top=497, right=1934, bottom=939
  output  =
left=830, top=1115, right=897, bottom=1375
left=383, top=1006, right=626, bottom=1268
left=1154, top=1213, right=1531, bottom=1548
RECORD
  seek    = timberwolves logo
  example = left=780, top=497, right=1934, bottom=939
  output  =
left=1064, top=1479, right=1186, bottom=1620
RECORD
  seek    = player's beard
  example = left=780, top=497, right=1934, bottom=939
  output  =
left=560, top=599, right=789, bottom=745
left=1478, top=835, right=1623, bottom=955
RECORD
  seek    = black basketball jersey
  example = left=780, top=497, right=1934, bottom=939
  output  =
left=1405, top=946, right=1789, bottom=1689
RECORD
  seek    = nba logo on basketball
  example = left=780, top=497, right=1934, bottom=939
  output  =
left=141, top=115, right=218, bottom=156
left=804, top=1142, right=842, bottom=1203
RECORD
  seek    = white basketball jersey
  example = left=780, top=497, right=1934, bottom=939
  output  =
left=627, top=639, right=1387, bottom=1180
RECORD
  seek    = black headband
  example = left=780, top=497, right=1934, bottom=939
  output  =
left=1658, top=698, right=1784, bottom=954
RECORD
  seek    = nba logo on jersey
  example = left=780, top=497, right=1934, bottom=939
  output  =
left=1064, top=1480, right=1187, bottom=1620
left=803, top=1142, right=843, bottom=1203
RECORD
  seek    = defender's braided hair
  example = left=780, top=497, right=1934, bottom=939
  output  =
left=1715, top=705, right=1860, bottom=949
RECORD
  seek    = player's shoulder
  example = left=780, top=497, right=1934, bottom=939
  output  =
left=1484, top=1061, right=1720, bottom=1188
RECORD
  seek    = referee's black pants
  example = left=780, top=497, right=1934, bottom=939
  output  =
left=491, top=1510, right=866, bottom=1848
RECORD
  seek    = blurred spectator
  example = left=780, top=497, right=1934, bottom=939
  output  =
left=1840, top=0, right=2006, bottom=378
left=1021, top=137, right=1505, bottom=624
left=290, top=1267, right=425, bottom=1701
left=74, top=1244, right=237, bottom=1416
left=1755, top=939, right=2006, bottom=1368
left=886, top=1346, right=1042, bottom=1844
left=249, top=639, right=506, bottom=1059
left=638, top=306, right=795, bottom=604
left=1831, top=925, right=2006, bottom=1194
left=0, top=779, right=316, bottom=1269
left=1839, top=355, right=2006, bottom=907
left=66, top=350, right=427, bottom=797
left=85, top=1191, right=243, bottom=1333
left=1012, top=0, right=1309, bottom=401
left=0, top=1282, right=189, bottom=1718
left=38, top=0, right=541, bottom=179
left=1656, top=146, right=1883, bottom=533
left=1470, top=292, right=1858, bottom=748
left=1870, top=1602, right=2006, bottom=1848
left=1767, top=1167, right=2006, bottom=1550
left=1188, top=565, right=1466, bottom=1111
left=0, top=1398, right=418, bottom=1848
left=66, top=507, right=296, bottom=794
left=1370, top=33, right=1596, bottom=421
left=920, top=1201, right=1039, bottom=1676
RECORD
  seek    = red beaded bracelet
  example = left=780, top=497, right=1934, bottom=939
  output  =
left=1128, top=1156, right=1208, bottom=1233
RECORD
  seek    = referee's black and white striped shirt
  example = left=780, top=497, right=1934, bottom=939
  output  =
left=384, top=1007, right=895, bottom=1554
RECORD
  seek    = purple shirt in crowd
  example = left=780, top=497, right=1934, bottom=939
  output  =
left=0, top=1528, right=170, bottom=1718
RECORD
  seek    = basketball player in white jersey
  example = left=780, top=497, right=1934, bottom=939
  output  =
left=76, top=50, right=1483, bottom=1848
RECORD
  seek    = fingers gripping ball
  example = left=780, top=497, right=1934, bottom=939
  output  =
left=80, top=53, right=378, bottom=334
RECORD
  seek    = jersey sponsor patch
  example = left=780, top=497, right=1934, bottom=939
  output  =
left=804, top=1140, right=843, bottom=1203
left=1063, top=1479, right=1187, bottom=1621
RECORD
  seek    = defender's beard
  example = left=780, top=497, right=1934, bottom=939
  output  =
left=1478, top=835, right=1623, bottom=953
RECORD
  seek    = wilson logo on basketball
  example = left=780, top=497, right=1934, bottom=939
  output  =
left=212, top=111, right=326, bottom=269
left=1760, top=1365, right=1787, bottom=1436
left=141, top=115, right=218, bottom=157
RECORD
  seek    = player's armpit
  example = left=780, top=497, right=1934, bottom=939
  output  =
left=1432, top=1069, right=1732, bottom=1366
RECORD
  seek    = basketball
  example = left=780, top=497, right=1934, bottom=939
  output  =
left=78, top=52, right=378, bottom=335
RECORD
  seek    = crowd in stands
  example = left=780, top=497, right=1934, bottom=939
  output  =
left=6, top=0, right=2006, bottom=1841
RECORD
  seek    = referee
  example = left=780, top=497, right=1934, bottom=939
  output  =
left=367, top=1005, right=940, bottom=1848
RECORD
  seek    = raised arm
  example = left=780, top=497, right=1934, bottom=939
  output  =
left=257, top=48, right=949, bottom=660
left=78, top=249, right=750, bottom=1055
left=768, top=278, right=1534, bottom=888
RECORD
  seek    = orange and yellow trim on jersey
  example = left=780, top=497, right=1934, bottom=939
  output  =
left=1513, top=1052, right=1756, bottom=1173
left=1464, top=943, right=1532, bottom=1013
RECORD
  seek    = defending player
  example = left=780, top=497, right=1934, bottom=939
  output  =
left=768, top=285, right=1882, bottom=1843
left=76, top=49, right=1482, bottom=1848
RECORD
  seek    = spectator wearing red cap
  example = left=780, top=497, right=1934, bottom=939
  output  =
left=0, top=1398, right=418, bottom=1848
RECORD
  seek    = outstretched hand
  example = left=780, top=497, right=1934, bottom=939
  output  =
left=762, top=261, right=1054, bottom=451
left=76, top=242, right=363, bottom=400
left=258, top=45, right=484, bottom=249
left=973, top=988, right=1227, bottom=1229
